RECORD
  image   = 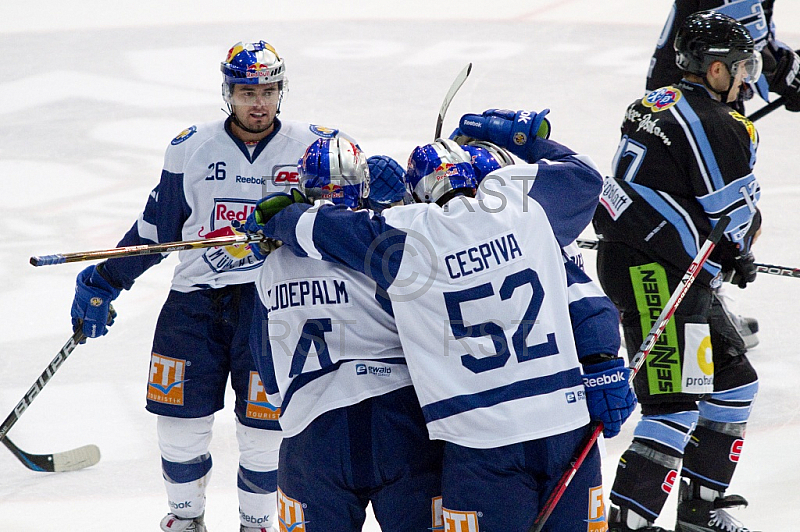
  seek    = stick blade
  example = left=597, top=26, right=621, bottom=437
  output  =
left=52, top=444, right=101, bottom=472
left=434, top=63, right=473, bottom=140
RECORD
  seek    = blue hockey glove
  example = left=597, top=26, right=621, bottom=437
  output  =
left=366, top=155, right=407, bottom=213
left=71, top=264, right=121, bottom=339
left=457, top=108, right=551, bottom=159
left=582, top=357, right=636, bottom=438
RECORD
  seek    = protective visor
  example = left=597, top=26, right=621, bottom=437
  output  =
left=731, top=52, right=763, bottom=84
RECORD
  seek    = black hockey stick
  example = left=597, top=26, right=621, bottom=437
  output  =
left=0, top=328, right=101, bottom=472
left=529, top=217, right=729, bottom=532
left=575, top=238, right=799, bottom=279
left=747, top=96, right=785, bottom=122
left=434, top=63, right=472, bottom=140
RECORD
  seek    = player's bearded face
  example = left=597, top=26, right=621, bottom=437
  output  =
left=230, top=83, right=280, bottom=133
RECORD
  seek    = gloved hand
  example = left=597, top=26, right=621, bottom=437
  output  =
left=366, top=155, right=407, bottom=212
left=71, top=264, right=121, bottom=339
left=456, top=108, right=551, bottom=159
left=582, top=357, right=636, bottom=438
left=248, top=237, right=283, bottom=261
left=243, top=188, right=310, bottom=235
left=766, top=48, right=800, bottom=112
left=730, top=251, right=757, bottom=289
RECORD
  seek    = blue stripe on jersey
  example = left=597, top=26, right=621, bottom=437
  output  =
left=627, top=183, right=721, bottom=278
left=674, top=98, right=726, bottom=191
left=564, top=260, right=620, bottom=359
left=281, top=357, right=408, bottom=412
left=421, top=367, right=583, bottom=423
left=715, top=1, right=768, bottom=45
left=695, top=173, right=760, bottom=249
left=633, top=411, right=699, bottom=454
left=249, top=302, right=281, bottom=396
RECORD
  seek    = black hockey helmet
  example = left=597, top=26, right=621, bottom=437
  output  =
left=674, top=11, right=758, bottom=79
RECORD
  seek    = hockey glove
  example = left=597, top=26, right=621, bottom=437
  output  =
left=71, top=264, right=121, bottom=339
left=243, top=189, right=310, bottom=235
left=729, top=251, right=757, bottom=289
left=582, top=357, right=636, bottom=438
left=456, top=108, right=551, bottom=160
left=366, top=155, right=407, bottom=213
left=766, top=48, right=800, bottom=112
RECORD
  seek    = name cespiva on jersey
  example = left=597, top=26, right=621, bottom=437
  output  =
left=444, top=232, right=522, bottom=280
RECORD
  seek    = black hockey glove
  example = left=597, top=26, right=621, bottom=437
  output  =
left=765, top=48, right=800, bottom=112
left=730, top=251, right=757, bottom=289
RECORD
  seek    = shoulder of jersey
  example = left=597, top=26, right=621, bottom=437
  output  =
left=277, top=120, right=340, bottom=141
left=169, top=119, right=224, bottom=147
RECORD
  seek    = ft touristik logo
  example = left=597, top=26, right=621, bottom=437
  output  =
left=148, top=354, right=187, bottom=405
left=277, top=488, right=308, bottom=532
left=442, top=507, right=480, bottom=532
left=245, top=372, right=280, bottom=421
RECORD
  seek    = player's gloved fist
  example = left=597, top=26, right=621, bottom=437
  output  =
left=71, top=264, right=121, bottom=339
left=457, top=108, right=551, bottom=159
left=248, top=237, right=283, bottom=261
left=243, top=188, right=310, bottom=235
left=730, top=251, right=757, bottom=289
left=582, top=357, right=637, bottom=438
left=366, top=155, right=407, bottom=213
left=767, top=49, right=800, bottom=112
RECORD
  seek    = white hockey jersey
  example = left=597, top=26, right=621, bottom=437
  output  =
left=253, top=244, right=412, bottom=438
left=261, top=140, right=613, bottom=448
left=101, top=118, right=345, bottom=292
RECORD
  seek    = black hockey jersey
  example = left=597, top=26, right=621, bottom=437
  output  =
left=593, top=81, right=760, bottom=286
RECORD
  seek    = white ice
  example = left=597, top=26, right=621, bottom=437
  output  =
left=1, top=1, right=798, bottom=530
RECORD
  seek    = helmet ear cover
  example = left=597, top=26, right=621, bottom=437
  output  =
left=298, top=138, right=370, bottom=209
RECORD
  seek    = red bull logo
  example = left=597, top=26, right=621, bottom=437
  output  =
left=245, top=372, right=281, bottom=421
left=321, top=182, right=344, bottom=199
left=434, top=162, right=458, bottom=182
left=246, top=63, right=276, bottom=78
left=148, top=354, right=186, bottom=405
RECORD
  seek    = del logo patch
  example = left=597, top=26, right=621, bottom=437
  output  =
left=148, top=354, right=187, bottom=405
left=277, top=488, right=307, bottom=532
left=245, top=372, right=280, bottom=420
left=171, top=126, right=197, bottom=145
left=442, top=507, right=479, bottom=532
left=643, top=87, right=682, bottom=112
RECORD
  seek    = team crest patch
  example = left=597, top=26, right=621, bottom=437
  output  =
left=171, top=126, right=197, bottom=145
left=643, top=87, right=682, bottom=112
left=309, top=124, right=338, bottom=138
left=729, top=111, right=758, bottom=144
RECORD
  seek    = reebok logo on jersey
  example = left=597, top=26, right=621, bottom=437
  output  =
left=599, top=177, right=631, bottom=221
left=582, top=371, right=626, bottom=388
left=277, top=488, right=308, bottom=532
left=442, top=507, right=480, bottom=532
left=148, top=354, right=186, bottom=405
left=245, top=371, right=280, bottom=420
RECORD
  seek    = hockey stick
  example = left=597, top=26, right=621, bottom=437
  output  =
left=529, top=217, right=730, bottom=532
left=747, top=96, right=785, bottom=122
left=30, top=232, right=265, bottom=267
left=434, top=63, right=472, bottom=140
left=575, top=238, right=800, bottom=279
left=0, top=328, right=101, bottom=472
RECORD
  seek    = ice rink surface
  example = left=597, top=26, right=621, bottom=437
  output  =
left=0, top=1, right=798, bottom=530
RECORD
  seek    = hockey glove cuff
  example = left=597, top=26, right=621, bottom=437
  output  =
left=729, top=251, right=757, bottom=289
left=582, top=357, right=636, bottom=438
left=244, top=189, right=310, bottom=235
left=457, top=108, right=551, bottom=160
left=366, top=155, right=408, bottom=213
left=72, top=264, right=121, bottom=339
left=766, top=48, right=800, bottom=112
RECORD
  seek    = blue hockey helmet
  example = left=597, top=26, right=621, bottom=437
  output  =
left=221, top=41, right=286, bottom=104
left=366, top=155, right=408, bottom=213
left=406, top=139, right=477, bottom=204
left=461, top=140, right=515, bottom=182
left=298, top=138, right=369, bottom=209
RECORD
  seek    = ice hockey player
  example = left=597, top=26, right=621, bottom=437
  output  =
left=243, top=109, right=636, bottom=530
left=594, top=12, right=763, bottom=532
left=69, top=40, right=353, bottom=532
left=648, top=0, right=800, bottom=349
left=247, top=138, right=444, bottom=531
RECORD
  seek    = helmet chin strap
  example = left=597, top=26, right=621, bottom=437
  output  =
left=702, top=67, right=735, bottom=103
